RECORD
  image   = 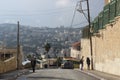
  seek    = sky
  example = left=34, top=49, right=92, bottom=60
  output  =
left=0, top=0, right=104, bottom=28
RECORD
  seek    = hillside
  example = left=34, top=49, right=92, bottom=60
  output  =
left=0, top=23, right=82, bottom=57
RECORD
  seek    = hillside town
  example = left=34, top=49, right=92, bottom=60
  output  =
left=0, top=0, right=120, bottom=80
left=0, top=24, right=82, bottom=58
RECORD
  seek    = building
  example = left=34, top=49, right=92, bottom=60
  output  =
left=70, top=42, right=81, bottom=59
left=0, top=47, right=23, bottom=73
left=60, top=49, right=70, bottom=58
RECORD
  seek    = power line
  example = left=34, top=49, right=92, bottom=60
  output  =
left=0, top=6, right=75, bottom=12
left=0, top=9, right=75, bottom=16
left=70, top=2, right=79, bottom=28
left=68, top=21, right=87, bottom=28
left=0, top=6, right=76, bottom=16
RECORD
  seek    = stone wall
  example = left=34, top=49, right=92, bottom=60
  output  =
left=0, top=57, right=17, bottom=73
left=80, top=39, right=91, bottom=69
left=81, top=17, right=120, bottom=76
left=0, top=47, right=23, bottom=73
left=0, top=61, right=4, bottom=73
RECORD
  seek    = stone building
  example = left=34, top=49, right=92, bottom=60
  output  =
left=0, top=47, right=23, bottom=73
left=70, top=42, right=81, bottom=59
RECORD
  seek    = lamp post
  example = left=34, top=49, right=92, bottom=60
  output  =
left=77, top=0, right=94, bottom=70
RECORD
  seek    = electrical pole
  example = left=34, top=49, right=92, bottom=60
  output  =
left=86, top=0, right=94, bottom=70
left=17, top=21, right=20, bottom=70
left=2, top=33, right=6, bottom=72
left=77, top=0, right=94, bottom=70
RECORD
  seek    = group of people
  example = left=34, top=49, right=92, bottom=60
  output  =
left=79, top=56, right=90, bottom=70
left=30, top=55, right=91, bottom=72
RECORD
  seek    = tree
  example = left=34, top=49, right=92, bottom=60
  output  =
left=56, top=57, right=62, bottom=67
left=44, top=43, right=51, bottom=67
left=44, top=43, right=51, bottom=54
left=27, top=54, right=32, bottom=60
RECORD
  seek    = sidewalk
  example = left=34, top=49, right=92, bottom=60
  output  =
left=76, top=69, right=120, bottom=80
left=0, top=69, right=29, bottom=80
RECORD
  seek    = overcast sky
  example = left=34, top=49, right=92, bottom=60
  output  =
left=0, top=0, right=104, bottom=27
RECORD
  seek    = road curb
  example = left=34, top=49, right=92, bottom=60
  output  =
left=14, top=70, right=30, bottom=79
left=75, top=69, right=107, bottom=80
left=0, top=69, right=29, bottom=80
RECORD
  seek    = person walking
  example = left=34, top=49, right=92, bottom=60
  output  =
left=86, top=57, right=90, bottom=70
left=31, top=56, right=37, bottom=72
left=79, top=56, right=84, bottom=70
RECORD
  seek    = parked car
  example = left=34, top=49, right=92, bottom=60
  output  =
left=61, top=60, right=74, bottom=69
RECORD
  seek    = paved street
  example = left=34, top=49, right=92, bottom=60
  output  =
left=16, top=69, right=99, bottom=80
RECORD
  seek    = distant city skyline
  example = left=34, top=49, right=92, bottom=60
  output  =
left=0, top=0, right=104, bottom=27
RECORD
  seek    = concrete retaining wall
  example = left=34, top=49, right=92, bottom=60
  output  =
left=0, top=57, right=17, bottom=73
left=81, top=17, right=120, bottom=76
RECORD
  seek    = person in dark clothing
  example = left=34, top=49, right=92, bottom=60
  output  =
left=31, top=56, right=36, bottom=72
left=86, top=57, right=90, bottom=70
left=79, top=56, right=84, bottom=70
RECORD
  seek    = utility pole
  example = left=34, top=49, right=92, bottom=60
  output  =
left=17, top=21, right=20, bottom=70
left=86, top=0, right=94, bottom=70
left=3, top=32, right=6, bottom=60
left=77, top=0, right=94, bottom=70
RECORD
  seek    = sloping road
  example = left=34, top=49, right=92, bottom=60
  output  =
left=16, top=69, right=100, bottom=80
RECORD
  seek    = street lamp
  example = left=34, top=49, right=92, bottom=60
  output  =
left=77, top=0, right=94, bottom=70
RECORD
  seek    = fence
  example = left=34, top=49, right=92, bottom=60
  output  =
left=92, top=0, right=120, bottom=33
left=93, top=17, right=99, bottom=33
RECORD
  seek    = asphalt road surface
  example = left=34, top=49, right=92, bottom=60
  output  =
left=16, top=69, right=100, bottom=80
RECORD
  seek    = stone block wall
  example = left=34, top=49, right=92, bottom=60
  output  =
left=0, top=61, right=4, bottom=73
left=0, top=47, right=23, bottom=73
left=0, top=57, right=17, bottom=73
left=81, top=17, right=120, bottom=76
left=80, top=39, right=91, bottom=69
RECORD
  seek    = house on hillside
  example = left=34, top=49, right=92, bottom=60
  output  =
left=60, top=49, right=70, bottom=58
left=70, top=42, right=81, bottom=59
